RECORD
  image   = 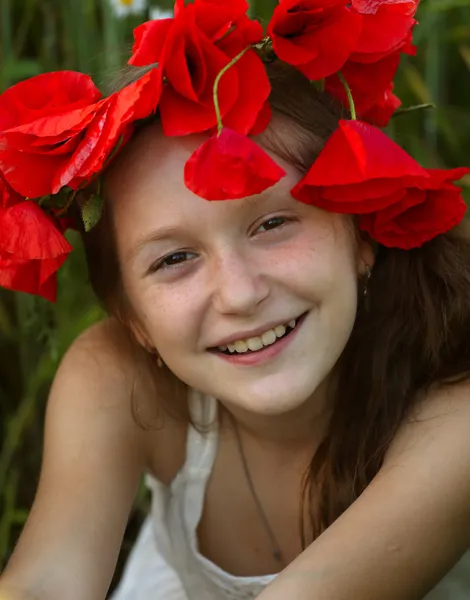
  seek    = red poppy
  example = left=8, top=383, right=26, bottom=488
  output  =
left=0, top=198, right=72, bottom=301
left=361, top=83, right=402, bottom=127
left=350, top=0, right=418, bottom=63
left=292, top=120, right=426, bottom=208
left=325, top=51, right=401, bottom=115
left=54, top=67, right=162, bottom=192
left=0, top=173, right=22, bottom=209
left=184, top=129, right=286, bottom=200
left=291, top=120, right=468, bottom=248
left=0, top=68, right=161, bottom=198
left=129, top=0, right=269, bottom=136
left=131, top=0, right=261, bottom=63
left=360, top=168, right=468, bottom=248
left=324, top=0, right=417, bottom=119
left=267, top=0, right=362, bottom=81
left=0, top=71, right=102, bottom=131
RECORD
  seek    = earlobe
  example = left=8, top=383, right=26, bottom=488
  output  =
left=128, top=318, right=154, bottom=352
left=128, top=320, right=164, bottom=368
left=357, top=236, right=376, bottom=276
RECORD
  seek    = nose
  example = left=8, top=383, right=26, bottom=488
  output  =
left=211, top=249, right=270, bottom=316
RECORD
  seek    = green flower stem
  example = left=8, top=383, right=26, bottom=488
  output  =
left=213, top=47, right=251, bottom=135
left=393, top=103, right=436, bottom=117
left=337, top=72, right=357, bottom=121
left=56, top=189, right=77, bottom=216
left=37, top=196, right=48, bottom=207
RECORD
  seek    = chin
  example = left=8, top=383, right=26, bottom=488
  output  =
left=217, top=370, right=329, bottom=417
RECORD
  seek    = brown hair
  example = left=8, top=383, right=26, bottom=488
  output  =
left=80, top=60, right=470, bottom=546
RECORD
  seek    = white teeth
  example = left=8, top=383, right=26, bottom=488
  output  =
left=247, top=337, right=264, bottom=352
left=234, top=340, right=249, bottom=353
left=261, top=330, right=277, bottom=346
left=217, top=316, right=300, bottom=354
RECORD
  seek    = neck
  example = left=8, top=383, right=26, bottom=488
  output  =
left=219, top=378, right=333, bottom=458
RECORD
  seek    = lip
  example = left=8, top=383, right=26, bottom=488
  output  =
left=209, top=311, right=308, bottom=366
left=208, top=313, right=305, bottom=349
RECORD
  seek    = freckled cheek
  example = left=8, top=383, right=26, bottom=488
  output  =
left=265, top=234, right=357, bottom=298
left=263, top=235, right=336, bottom=276
left=138, top=287, right=204, bottom=350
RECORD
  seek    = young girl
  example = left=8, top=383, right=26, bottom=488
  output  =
left=1, top=2, right=470, bottom=599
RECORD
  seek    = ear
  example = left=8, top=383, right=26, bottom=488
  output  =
left=127, top=316, right=154, bottom=353
left=356, top=233, right=376, bottom=275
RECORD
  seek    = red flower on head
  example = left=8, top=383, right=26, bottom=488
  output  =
left=267, top=0, right=362, bottom=81
left=132, top=0, right=261, bottom=63
left=0, top=181, right=72, bottom=301
left=292, top=120, right=427, bottom=212
left=359, top=168, right=468, bottom=248
left=361, top=83, right=402, bottom=127
left=325, top=0, right=417, bottom=122
left=0, top=173, right=22, bottom=209
left=325, top=51, right=401, bottom=117
left=351, top=0, right=418, bottom=63
left=129, top=0, right=269, bottom=137
left=0, top=71, right=101, bottom=128
left=184, top=129, right=286, bottom=201
left=0, top=68, right=161, bottom=198
left=54, top=68, right=163, bottom=192
left=291, top=120, right=468, bottom=249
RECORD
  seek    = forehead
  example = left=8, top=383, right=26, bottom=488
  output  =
left=104, top=122, right=304, bottom=234
left=105, top=122, right=207, bottom=199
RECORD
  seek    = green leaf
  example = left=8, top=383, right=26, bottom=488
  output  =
left=81, top=193, right=104, bottom=232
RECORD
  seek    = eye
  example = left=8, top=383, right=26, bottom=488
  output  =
left=148, top=251, right=197, bottom=274
left=256, top=216, right=289, bottom=233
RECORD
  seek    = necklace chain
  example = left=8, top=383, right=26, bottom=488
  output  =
left=229, top=413, right=284, bottom=566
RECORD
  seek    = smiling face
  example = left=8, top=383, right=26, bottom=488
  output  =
left=105, top=122, right=372, bottom=417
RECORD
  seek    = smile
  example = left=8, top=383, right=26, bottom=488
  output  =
left=209, top=312, right=309, bottom=366
left=217, top=316, right=301, bottom=355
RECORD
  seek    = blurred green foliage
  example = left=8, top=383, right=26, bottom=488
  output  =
left=0, top=0, right=469, bottom=592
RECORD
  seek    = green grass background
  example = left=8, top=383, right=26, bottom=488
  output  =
left=0, top=0, right=469, bottom=593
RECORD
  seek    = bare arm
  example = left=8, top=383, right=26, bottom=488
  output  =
left=0, top=320, right=151, bottom=600
left=257, top=380, right=470, bottom=600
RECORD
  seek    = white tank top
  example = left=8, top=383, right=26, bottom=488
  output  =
left=110, top=388, right=470, bottom=600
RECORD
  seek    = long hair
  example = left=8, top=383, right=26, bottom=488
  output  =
left=79, top=60, right=470, bottom=546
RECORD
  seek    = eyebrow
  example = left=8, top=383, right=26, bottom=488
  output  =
left=125, top=226, right=187, bottom=262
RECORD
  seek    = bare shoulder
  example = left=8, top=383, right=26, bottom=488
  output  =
left=62, top=316, right=146, bottom=382
left=57, top=317, right=188, bottom=484
left=41, top=318, right=148, bottom=488
left=377, top=377, right=470, bottom=551
left=384, top=377, right=470, bottom=465
left=1, top=319, right=189, bottom=599
left=59, top=317, right=189, bottom=481
left=50, top=317, right=147, bottom=430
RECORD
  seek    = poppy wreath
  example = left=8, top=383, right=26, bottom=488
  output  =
left=0, top=0, right=468, bottom=300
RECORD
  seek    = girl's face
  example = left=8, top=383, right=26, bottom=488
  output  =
left=106, top=123, right=372, bottom=416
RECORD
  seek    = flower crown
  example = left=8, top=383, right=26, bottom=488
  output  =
left=0, top=0, right=468, bottom=301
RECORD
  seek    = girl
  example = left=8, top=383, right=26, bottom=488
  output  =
left=1, top=2, right=470, bottom=599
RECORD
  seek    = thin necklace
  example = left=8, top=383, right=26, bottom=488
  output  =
left=228, top=412, right=285, bottom=566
